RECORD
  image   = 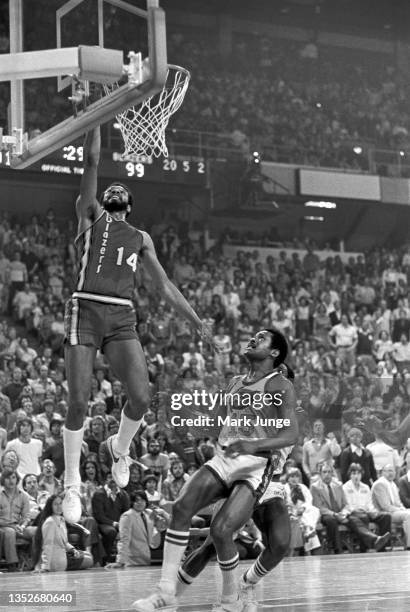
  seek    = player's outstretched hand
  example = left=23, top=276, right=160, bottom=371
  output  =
left=224, top=439, right=256, bottom=457
left=199, top=320, right=221, bottom=353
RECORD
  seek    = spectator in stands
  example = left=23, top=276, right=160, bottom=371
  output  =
left=33, top=494, right=93, bottom=572
left=106, top=380, right=126, bottom=415
left=29, top=364, right=56, bottom=397
left=342, top=463, right=391, bottom=549
left=302, top=419, right=341, bottom=480
left=22, top=473, right=49, bottom=525
left=339, top=428, right=377, bottom=486
left=91, top=474, right=130, bottom=564
left=144, top=473, right=162, bottom=508
left=38, top=459, right=62, bottom=497
left=85, top=416, right=107, bottom=455
left=2, top=366, right=25, bottom=410
left=12, top=282, right=38, bottom=325
left=8, top=252, right=28, bottom=310
left=392, top=334, right=410, bottom=372
left=161, top=459, right=188, bottom=508
left=140, top=438, right=170, bottom=481
left=80, top=459, right=103, bottom=516
left=0, top=468, right=36, bottom=571
left=285, top=467, right=321, bottom=554
left=106, top=490, right=170, bottom=568
left=311, top=462, right=389, bottom=554
left=328, top=314, right=358, bottom=370
left=371, top=464, right=410, bottom=549
left=5, top=417, right=42, bottom=478
left=35, top=399, right=61, bottom=436
left=366, top=433, right=401, bottom=477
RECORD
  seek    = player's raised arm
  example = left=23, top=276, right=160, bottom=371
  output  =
left=139, top=231, right=215, bottom=348
left=76, top=127, right=102, bottom=228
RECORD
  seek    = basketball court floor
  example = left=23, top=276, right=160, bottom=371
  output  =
left=1, top=552, right=409, bottom=612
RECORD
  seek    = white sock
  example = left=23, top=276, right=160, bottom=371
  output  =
left=244, top=556, right=269, bottom=584
left=176, top=567, right=195, bottom=595
left=159, top=529, right=191, bottom=595
left=218, top=553, right=240, bottom=603
left=113, top=413, right=142, bottom=456
left=63, top=426, right=84, bottom=488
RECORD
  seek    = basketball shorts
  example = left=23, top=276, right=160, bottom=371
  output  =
left=204, top=444, right=277, bottom=501
left=64, top=296, right=138, bottom=351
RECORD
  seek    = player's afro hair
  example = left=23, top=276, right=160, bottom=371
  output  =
left=263, top=328, right=288, bottom=367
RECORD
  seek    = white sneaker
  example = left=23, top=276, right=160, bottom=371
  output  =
left=212, top=597, right=243, bottom=612
left=132, top=588, right=176, bottom=611
left=239, top=575, right=257, bottom=604
left=107, top=435, right=130, bottom=488
left=62, top=486, right=81, bottom=523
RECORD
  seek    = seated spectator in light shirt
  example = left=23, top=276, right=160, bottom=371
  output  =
left=302, top=419, right=341, bottom=480
left=285, top=467, right=321, bottom=554
left=371, top=464, right=410, bottom=550
left=5, top=417, right=42, bottom=478
left=33, top=494, right=93, bottom=572
left=311, top=462, right=389, bottom=554
left=106, top=491, right=170, bottom=568
left=0, top=468, right=37, bottom=572
left=144, top=473, right=162, bottom=508
left=342, top=463, right=391, bottom=544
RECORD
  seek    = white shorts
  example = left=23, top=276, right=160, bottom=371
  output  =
left=205, top=444, right=275, bottom=500
left=258, top=480, right=286, bottom=505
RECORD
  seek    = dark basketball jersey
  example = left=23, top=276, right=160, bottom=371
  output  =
left=75, top=211, right=143, bottom=300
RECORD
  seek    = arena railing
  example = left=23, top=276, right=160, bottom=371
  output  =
left=103, top=123, right=410, bottom=177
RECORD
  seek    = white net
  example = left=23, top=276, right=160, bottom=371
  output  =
left=103, top=65, right=190, bottom=158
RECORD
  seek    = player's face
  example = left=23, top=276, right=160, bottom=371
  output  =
left=102, top=184, right=130, bottom=213
left=244, top=330, right=276, bottom=362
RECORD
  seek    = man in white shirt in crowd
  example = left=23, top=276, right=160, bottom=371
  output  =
left=392, top=333, right=410, bottom=371
left=5, top=417, right=42, bottom=479
left=302, top=419, right=341, bottom=479
left=371, top=464, right=410, bottom=550
left=366, top=434, right=401, bottom=478
left=328, top=314, right=358, bottom=369
left=342, top=463, right=391, bottom=550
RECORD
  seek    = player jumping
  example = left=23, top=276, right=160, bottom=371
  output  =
left=133, top=328, right=298, bottom=612
left=63, top=127, right=214, bottom=523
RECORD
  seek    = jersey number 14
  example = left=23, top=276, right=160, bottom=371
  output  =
left=116, top=247, right=138, bottom=272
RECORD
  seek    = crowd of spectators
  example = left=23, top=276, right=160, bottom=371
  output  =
left=1, top=2, right=410, bottom=173
left=2, top=206, right=410, bottom=571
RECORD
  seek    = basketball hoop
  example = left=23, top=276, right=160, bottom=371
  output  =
left=103, top=64, right=190, bottom=158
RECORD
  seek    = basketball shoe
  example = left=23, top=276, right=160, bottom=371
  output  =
left=62, top=486, right=82, bottom=523
left=211, top=596, right=244, bottom=612
left=239, top=574, right=258, bottom=604
left=132, top=587, right=176, bottom=611
left=107, top=435, right=130, bottom=488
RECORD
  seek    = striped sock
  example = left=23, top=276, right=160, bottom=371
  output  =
left=218, top=553, right=240, bottom=603
left=244, top=556, right=269, bottom=585
left=176, top=567, right=195, bottom=595
left=158, top=529, right=190, bottom=595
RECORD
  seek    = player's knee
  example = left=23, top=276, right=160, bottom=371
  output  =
left=267, top=529, right=290, bottom=557
left=210, top=515, right=236, bottom=543
left=127, top=388, right=151, bottom=415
